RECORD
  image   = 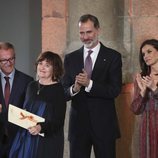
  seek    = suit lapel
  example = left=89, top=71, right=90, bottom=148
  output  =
left=9, top=70, right=19, bottom=103
left=0, top=74, right=7, bottom=110
left=91, top=44, right=108, bottom=79
left=72, top=47, right=84, bottom=74
left=78, top=48, right=84, bottom=71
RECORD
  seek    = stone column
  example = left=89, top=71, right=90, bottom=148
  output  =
left=42, top=0, right=68, bottom=58
left=116, top=83, right=135, bottom=158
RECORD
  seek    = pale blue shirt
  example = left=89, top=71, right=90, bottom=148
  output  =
left=0, top=69, right=15, bottom=96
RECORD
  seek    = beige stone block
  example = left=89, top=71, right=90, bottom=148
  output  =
left=42, top=18, right=67, bottom=54
left=42, top=0, right=66, bottom=18
left=133, top=0, right=158, bottom=16
left=132, top=17, right=158, bottom=45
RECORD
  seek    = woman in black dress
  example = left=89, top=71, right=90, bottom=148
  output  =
left=9, top=51, right=66, bottom=158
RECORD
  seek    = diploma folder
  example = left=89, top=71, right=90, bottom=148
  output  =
left=8, top=104, right=45, bottom=137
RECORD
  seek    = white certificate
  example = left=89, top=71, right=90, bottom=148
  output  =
left=8, top=104, right=45, bottom=137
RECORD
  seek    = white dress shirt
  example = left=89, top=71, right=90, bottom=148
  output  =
left=70, top=42, right=101, bottom=95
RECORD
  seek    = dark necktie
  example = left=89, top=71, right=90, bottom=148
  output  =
left=4, top=76, right=10, bottom=107
left=85, top=50, right=93, bottom=78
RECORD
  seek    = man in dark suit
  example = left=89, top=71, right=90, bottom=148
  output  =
left=62, top=14, right=122, bottom=158
left=0, top=42, right=34, bottom=158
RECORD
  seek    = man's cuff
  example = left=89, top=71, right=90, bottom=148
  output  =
left=85, top=80, right=93, bottom=92
left=70, top=85, right=79, bottom=96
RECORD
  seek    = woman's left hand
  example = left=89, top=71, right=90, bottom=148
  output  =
left=142, top=75, right=157, bottom=91
left=28, top=124, right=41, bottom=135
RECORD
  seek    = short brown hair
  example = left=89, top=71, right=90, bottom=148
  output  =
left=0, top=42, right=15, bottom=51
left=79, top=14, right=100, bottom=29
left=36, top=51, right=64, bottom=81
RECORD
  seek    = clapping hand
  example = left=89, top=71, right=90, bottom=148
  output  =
left=136, top=73, right=157, bottom=97
left=75, top=69, right=90, bottom=87
left=136, top=74, right=147, bottom=97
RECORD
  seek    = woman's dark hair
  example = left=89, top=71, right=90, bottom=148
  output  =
left=139, top=39, right=158, bottom=76
left=36, top=51, right=64, bottom=81
left=79, top=14, right=100, bottom=29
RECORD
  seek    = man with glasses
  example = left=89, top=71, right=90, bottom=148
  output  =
left=0, top=42, right=34, bottom=158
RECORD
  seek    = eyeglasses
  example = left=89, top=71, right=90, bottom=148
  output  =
left=0, top=57, right=15, bottom=64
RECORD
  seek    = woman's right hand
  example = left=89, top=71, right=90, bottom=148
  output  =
left=28, top=124, right=41, bottom=135
left=136, top=73, right=147, bottom=97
